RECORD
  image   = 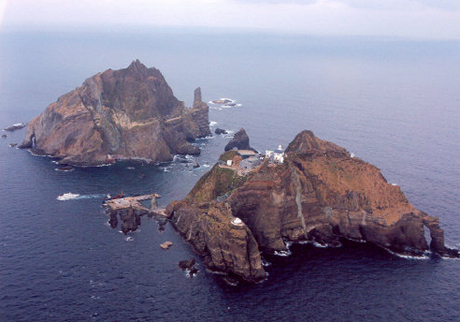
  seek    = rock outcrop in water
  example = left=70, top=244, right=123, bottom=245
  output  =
left=166, top=130, right=458, bottom=282
left=224, top=128, right=256, bottom=152
left=20, top=60, right=211, bottom=166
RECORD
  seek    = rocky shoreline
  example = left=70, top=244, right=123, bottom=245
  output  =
left=165, top=129, right=459, bottom=283
left=20, top=60, right=211, bottom=167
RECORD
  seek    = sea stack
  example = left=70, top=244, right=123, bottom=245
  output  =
left=224, top=128, right=256, bottom=152
left=166, top=130, right=458, bottom=282
left=20, top=60, right=211, bottom=166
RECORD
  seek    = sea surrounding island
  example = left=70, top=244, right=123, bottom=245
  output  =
left=1, top=29, right=459, bottom=321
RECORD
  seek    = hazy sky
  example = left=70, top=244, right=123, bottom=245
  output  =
left=1, top=0, right=460, bottom=39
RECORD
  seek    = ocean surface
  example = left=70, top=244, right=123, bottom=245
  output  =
left=1, top=29, right=459, bottom=321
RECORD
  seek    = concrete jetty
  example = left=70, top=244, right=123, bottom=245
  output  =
left=104, top=193, right=168, bottom=219
left=104, top=194, right=161, bottom=212
left=104, top=193, right=168, bottom=234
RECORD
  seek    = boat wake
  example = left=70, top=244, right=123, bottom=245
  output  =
left=57, top=193, right=106, bottom=201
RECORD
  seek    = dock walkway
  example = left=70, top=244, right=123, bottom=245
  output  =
left=104, top=193, right=161, bottom=212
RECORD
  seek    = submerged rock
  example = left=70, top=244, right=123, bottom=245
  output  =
left=178, top=258, right=198, bottom=277
left=20, top=60, right=211, bottom=166
left=215, top=128, right=228, bottom=135
left=167, top=130, right=458, bottom=282
left=178, top=258, right=196, bottom=270
left=4, top=123, right=26, bottom=131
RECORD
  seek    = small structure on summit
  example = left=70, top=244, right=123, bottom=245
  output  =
left=265, top=145, right=285, bottom=164
left=231, top=217, right=244, bottom=227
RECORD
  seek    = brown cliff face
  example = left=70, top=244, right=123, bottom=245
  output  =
left=167, top=201, right=265, bottom=282
left=21, top=60, right=211, bottom=166
left=167, top=130, right=458, bottom=282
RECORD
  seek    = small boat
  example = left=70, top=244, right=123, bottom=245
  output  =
left=111, top=192, right=125, bottom=199
left=57, top=192, right=80, bottom=201
left=103, top=191, right=125, bottom=203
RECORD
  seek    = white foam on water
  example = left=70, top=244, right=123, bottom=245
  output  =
left=54, top=167, right=74, bottom=172
left=297, top=240, right=343, bottom=248
left=209, top=98, right=235, bottom=104
left=274, top=249, right=292, bottom=257
left=125, top=236, right=134, bottom=242
left=185, top=268, right=199, bottom=278
left=350, top=152, right=356, bottom=158
left=391, top=183, right=399, bottom=186
left=384, top=248, right=430, bottom=260
left=210, top=121, right=218, bottom=126
left=313, top=241, right=328, bottom=248
left=345, top=237, right=367, bottom=244
left=76, top=194, right=106, bottom=200
left=96, top=163, right=113, bottom=168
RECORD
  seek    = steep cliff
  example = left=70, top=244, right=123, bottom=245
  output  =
left=21, top=60, right=211, bottom=166
left=167, top=130, right=458, bottom=282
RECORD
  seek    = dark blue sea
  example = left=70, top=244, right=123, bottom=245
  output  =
left=1, top=29, right=459, bottom=322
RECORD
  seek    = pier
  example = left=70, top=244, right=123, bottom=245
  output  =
left=104, top=193, right=161, bottom=213
left=104, top=193, right=170, bottom=234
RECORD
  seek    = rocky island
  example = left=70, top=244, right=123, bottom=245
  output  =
left=166, top=130, right=458, bottom=283
left=20, top=60, right=211, bottom=166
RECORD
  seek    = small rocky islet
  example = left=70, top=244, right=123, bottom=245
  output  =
left=21, top=61, right=459, bottom=284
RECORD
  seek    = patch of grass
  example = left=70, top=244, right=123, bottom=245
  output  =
left=219, top=150, right=238, bottom=162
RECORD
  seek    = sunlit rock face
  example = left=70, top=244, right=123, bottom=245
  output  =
left=167, top=130, right=458, bottom=282
left=21, top=60, right=210, bottom=166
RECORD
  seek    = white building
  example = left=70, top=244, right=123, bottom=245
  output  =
left=274, top=145, right=284, bottom=164
left=265, top=145, right=285, bottom=164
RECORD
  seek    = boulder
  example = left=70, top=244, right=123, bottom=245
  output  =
left=224, top=128, right=255, bottom=152
left=160, top=241, right=173, bottom=250
left=215, top=128, right=228, bottom=135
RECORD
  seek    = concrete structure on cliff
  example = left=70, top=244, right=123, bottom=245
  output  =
left=265, top=144, right=285, bottom=164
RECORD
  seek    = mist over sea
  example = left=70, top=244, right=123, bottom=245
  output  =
left=1, top=29, right=459, bottom=321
